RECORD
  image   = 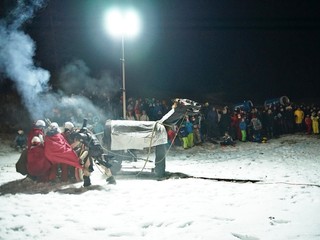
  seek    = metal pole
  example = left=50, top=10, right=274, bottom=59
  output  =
left=121, top=34, right=126, bottom=119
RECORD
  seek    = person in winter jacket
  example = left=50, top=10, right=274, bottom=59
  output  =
left=167, top=126, right=176, bottom=146
left=153, top=100, right=163, bottom=120
left=126, top=111, right=136, bottom=120
left=283, top=105, right=295, bottom=133
left=294, top=107, right=304, bottom=132
left=304, top=115, right=312, bottom=134
left=230, top=112, right=240, bottom=140
left=239, top=118, right=247, bottom=142
left=277, top=107, right=286, bottom=135
left=264, top=108, right=274, bottom=139
left=14, top=130, right=27, bottom=152
left=219, top=107, right=231, bottom=138
left=178, top=125, right=189, bottom=149
left=206, top=106, right=220, bottom=140
left=191, top=115, right=202, bottom=145
left=250, top=115, right=263, bottom=140
left=311, top=112, right=319, bottom=134
left=134, top=99, right=141, bottom=120
left=139, top=110, right=150, bottom=121
left=185, top=116, right=194, bottom=148
left=220, top=132, right=235, bottom=146
left=200, top=102, right=210, bottom=141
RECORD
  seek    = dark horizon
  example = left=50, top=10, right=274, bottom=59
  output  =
left=1, top=0, right=320, bottom=105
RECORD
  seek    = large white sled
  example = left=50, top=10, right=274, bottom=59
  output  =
left=103, top=98, right=201, bottom=177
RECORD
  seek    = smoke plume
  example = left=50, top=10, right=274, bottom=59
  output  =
left=0, top=0, right=117, bottom=124
left=59, top=59, right=121, bottom=98
left=0, top=0, right=50, bottom=119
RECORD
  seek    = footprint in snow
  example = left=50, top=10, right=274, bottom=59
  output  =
left=231, top=232, right=260, bottom=240
left=269, top=216, right=291, bottom=225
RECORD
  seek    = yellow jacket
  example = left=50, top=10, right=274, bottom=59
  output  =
left=294, top=109, right=304, bottom=124
left=311, top=115, right=319, bottom=134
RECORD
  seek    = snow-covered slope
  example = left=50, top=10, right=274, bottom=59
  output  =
left=0, top=134, right=319, bottom=240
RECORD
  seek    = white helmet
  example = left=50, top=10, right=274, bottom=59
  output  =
left=49, top=122, right=61, bottom=133
left=35, top=120, right=45, bottom=127
left=31, top=136, right=41, bottom=144
left=64, top=121, right=74, bottom=130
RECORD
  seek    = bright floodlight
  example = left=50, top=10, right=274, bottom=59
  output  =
left=105, top=8, right=141, bottom=38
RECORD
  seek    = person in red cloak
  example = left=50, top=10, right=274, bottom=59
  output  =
left=27, top=136, right=53, bottom=182
left=60, top=121, right=81, bottom=182
left=15, top=119, right=47, bottom=177
left=44, top=122, right=84, bottom=184
left=27, top=120, right=46, bottom=149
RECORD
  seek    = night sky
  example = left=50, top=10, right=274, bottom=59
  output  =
left=1, top=0, right=320, bottom=104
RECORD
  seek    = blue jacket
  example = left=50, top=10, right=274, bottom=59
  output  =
left=179, top=127, right=188, bottom=138
left=185, top=121, right=193, bottom=134
left=239, top=121, right=247, bottom=131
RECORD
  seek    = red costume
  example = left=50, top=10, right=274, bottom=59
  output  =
left=27, top=143, right=52, bottom=181
left=44, top=132, right=82, bottom=169
left=60, top=131, right=78, bottom=182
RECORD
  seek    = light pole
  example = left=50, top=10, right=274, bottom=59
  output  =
left=120, top=34, right=126, bottom=120
left=105, top=8, right=141, bottom=119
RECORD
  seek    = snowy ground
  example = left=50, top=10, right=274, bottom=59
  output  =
left=0, top=134, right=320, bottom=240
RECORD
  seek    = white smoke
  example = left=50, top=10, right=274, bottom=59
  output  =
left=59, top=59, right=121, bottom=98
left=0, top=0, right=50, bottom=119
left=0, top=0, right=117, bottom=123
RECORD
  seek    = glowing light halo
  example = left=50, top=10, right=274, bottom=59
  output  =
left=105, top=8, right=141, bottom=38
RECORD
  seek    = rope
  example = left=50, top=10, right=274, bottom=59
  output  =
left=93, top=131, right=104, bottom=136
left=93, top=158, right=108, bottom=175
left=136, top=121, right=159, bottom=176
left=154, top=113, right=187, bottom=165
left=136, top=112, right=188, bottom=176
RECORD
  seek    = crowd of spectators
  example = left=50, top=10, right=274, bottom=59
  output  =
left=2, top=91, right=320, bottom=151
left=176, top=101, right=320, bottom=149
left=106, top=96, right=320, bottom=149
left=65, top=95, right=320, bottom=150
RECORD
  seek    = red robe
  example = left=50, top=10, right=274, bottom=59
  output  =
left=27, top=144, right=52, bottom=177
left=44, top=133, right=82, bottom=169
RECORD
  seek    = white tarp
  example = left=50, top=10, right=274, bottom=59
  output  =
left=110, top=120, right=168, bottom=150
